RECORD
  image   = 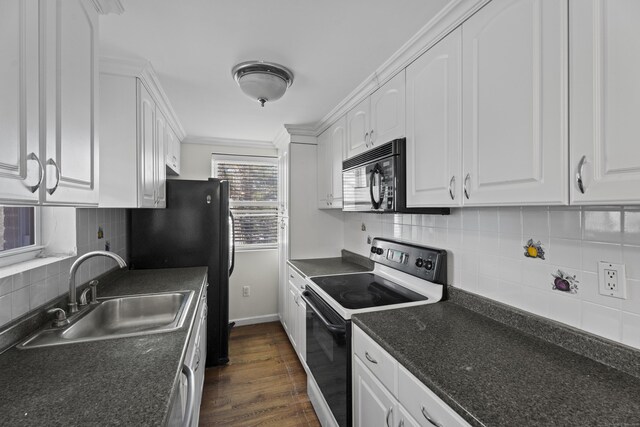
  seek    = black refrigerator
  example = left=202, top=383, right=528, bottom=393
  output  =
left=128, top=179, right=234, bottom=366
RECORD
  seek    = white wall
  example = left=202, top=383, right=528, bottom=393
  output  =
left=175, top=141, right=280, bottom=323
left=343, top=207, right=640, bottom=350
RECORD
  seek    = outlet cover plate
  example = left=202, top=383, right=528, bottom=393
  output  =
left=598, top=261, right=627, bottom=299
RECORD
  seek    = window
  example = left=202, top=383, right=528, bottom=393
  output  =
left=0, top=205, right=41, bottom=266
left=212, top=155, right=279, bottom=250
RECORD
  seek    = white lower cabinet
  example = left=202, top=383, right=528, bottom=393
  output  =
left=353, top=325, right=470, bottom=427
left=283, top=265, right=307, bottom=367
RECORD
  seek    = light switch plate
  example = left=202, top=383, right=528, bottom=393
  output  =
left=598, top=261, right=627, bottom=299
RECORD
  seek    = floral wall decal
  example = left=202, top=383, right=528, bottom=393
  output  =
left=524, top=239, right=545, bottom=260
left=551, top=270, right=579, bottom=294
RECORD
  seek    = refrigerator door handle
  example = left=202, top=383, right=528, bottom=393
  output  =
left=229, top=211, right=235, bottom=277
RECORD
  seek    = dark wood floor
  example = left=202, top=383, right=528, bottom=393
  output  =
left=199, top=322, right=321, bottom=426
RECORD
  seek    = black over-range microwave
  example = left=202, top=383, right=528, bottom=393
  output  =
left=342, top=138, right=450, bottom=215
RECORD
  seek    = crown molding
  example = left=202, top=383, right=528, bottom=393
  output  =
left=100, top=57, right=187, bottom=141
left=183, top=136, right=276, bottom=150
left=272, top=127, right=291, bottom=152
left=310, top=0, right=490, bottom=136
left=283, top=124, right=317, bottom=137
left=90, top=0, right=124, bottom=15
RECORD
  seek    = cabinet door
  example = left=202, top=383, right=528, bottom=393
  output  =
left=346, top=97, right=370, bottom=159
left=138, top=80, right=156, bottom=208
left=42, top=0, right=99, bottom=205
left=155, top=108, right=167, bottom=208
left=286, top=281, right=298, bottom=351
left=461, top=0, right=568, bottom=206
left=370, top=71, right=406, bottom=147
left=398, top=406, right=421, bottom=427
left=406, top=28, right=462, bottom=207
left=570, top=1, right=640, bottom=204
left=353, top=356, right=397, bottom=427
left=316, top=129, right=331, bottom=209
left=296, top=295, right=306, bottom=363
left=0, top=0, right=41, bottom=204
left=330, top=116, right=346, bottom=208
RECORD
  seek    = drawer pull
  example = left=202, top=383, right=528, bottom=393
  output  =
left=290, top=274, right=294, bottom=278
left=421, top=406, right=442, bottom=427
left=399, top=420, right=404, bottom=427
left=365, top=351, right=378, bottom=364
left=386, top=407, right=393, bottom=427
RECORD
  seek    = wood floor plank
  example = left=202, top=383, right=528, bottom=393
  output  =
left=199, top=322, right=321, bottom=426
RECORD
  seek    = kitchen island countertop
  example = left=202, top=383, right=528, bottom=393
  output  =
left=0, top=266, right=207, bottom=427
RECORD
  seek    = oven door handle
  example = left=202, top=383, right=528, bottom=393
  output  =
left=301, top=291, right=346, bottom=336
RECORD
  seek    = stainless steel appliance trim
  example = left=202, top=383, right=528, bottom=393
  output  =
left=301, top=291, right=346, bottom=335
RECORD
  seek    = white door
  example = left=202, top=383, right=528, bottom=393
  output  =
left=570, top=0, right=640, bottom=205
left=155, top=108, right=167, bottom=208
left=406, top=27, right=462, bottom=207
left=331, top=116, right=346, bottom=208
left=353, top=356, right=397, bottom=427
left=346, top=97, right=370, bottom=159
left=286, top=282, right=298, bottom=351
left=0, top=0, right=41, bottom=204
left=461, top=0, right=568, bottom=206
left=138, top=80, right=156, bottom=208
left=296, top=295, right=306, bottom=363
left=42, top=0, right=99, bottom=205
left=316, top=128, right=331, bottom=208
left=370, top=71, right=406, bottom=147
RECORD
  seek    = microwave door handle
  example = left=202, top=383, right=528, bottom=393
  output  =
left=369, top=164, right=382, bottom=209
left=301, top=291, right=346, bottom=336
left=229, top=211, right=235, bottom=277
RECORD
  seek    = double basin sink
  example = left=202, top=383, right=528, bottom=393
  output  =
left=19, top=291, right=194, bottom=349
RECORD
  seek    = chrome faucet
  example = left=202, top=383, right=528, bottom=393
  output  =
left=68, top=251, right=127, bottom=313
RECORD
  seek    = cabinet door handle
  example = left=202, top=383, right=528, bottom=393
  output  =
left=26, top=152, right=44, bottom=193
left=46, top=158, right=61, bottom=195
left=364, top=132, right=369, bottom=148
left=365, top=351, right=378, bottom=364
left=181, top=364, right=195, bottom=427
left=463, top=173, right=470, bottom=200
left=386, top=407, right=393, bottom=427
left=370, top=129, right=375, bottom=146
left=421, top=406, right=442, bottom=427
left=398, top=419, right=405, bottom=427
left=576, top=155, right=587, bottom=194
left=448, top=175, right=456, bottom=200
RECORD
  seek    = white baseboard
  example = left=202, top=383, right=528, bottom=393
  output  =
left=230, top=313, right=280, bottom=327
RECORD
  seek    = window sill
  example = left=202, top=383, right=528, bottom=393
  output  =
left=0, top=254, right=75, bottom=280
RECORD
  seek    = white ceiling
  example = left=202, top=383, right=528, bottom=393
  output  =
left=100, top=0, right=451, bottom=142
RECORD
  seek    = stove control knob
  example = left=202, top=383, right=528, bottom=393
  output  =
left=425, top=260, right=434, bottom=271
left=376, top=248, right=384, bottom=255
left=370, top=247, right=377, bottom=254
left=415, top=258, right=424, bottom=268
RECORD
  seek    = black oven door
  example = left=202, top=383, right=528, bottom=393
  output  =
left=302, top=288, right=351, bottom=427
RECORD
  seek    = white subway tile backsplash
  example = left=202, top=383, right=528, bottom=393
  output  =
left=622, top=312, right=640, bottom=348
left=581, top=301, right=621, bottom=342
left=344, top=205, right=640, bottom=349
left=0, top=294, right=12, bottom=325
left=12, top=271, right=29, bottom=291
left=11, top=287, right=30, bottom=319
left=0, top=276, right=12, bottom=297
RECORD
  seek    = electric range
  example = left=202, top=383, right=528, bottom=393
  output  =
left=301, top=238, right=448, bottom=427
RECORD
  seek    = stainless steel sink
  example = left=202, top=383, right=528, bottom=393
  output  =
left=18, top=291, right=194, bottom=349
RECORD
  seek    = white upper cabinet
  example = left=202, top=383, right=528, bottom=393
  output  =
left=317, top=116, right=346, bottom=209
left=370, top=70, right=405, bottom=148
left=346, top=97, right=370, bottom=159
left=0, top=0, right=98, bottom=206
left=155, top=107, right=167, bottom=208
left=41, top=0, right=99, bottom=206
left=406, top=27, right=462, bottom=208
left=461, top=0, right=568, bottom=206
left=570, top=0, right=640, bottom=205
left=138, top=81, right=157, bottom=208
left=346, top=72, right=406, bottom=159
left=0, top=0, right=41, bottom=204
left=166, top=125, right=181, bottom=176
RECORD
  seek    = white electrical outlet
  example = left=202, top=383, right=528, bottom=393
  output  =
left=242, top=286, right=250, bottom=297
left=598, top=261, right=627, bottom=299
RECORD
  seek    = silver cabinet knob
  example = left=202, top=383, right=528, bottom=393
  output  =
left=26, top=152, right=44, bottom=193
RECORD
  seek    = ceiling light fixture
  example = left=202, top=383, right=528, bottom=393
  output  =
left=232, top=61, right=294, bottom=107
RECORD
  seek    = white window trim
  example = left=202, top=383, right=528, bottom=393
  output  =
left=0, top=206, right=43, bottom=268
left=212, top=154, right=279, bottom=251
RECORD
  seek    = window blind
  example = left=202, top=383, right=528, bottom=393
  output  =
left=212, top=156, right=279, bottom=249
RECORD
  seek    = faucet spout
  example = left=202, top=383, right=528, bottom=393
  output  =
left=68, top=251, right=127, bottom=313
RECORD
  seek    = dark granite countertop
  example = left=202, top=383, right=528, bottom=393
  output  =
left=352, top=302, right=640, bottom=427
left=289, top=251, right=372, bottom=278
left=0, top=267, right=207, bottom=427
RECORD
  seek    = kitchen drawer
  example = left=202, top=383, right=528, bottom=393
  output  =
left=353, top=325, right=397, bottom=395
left=287, top=265, right=307, bottom=292
left=398, top=365, right=470, bottom=427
